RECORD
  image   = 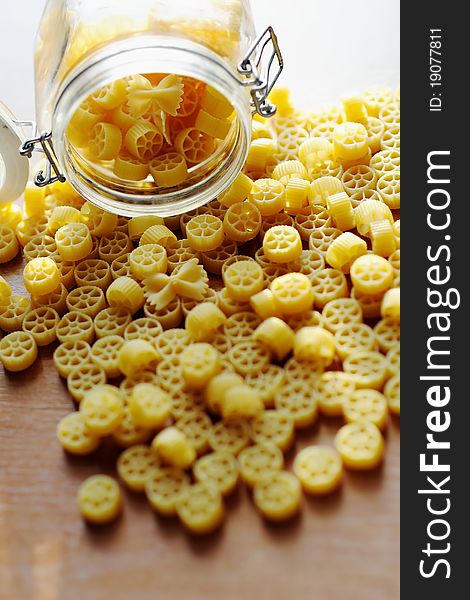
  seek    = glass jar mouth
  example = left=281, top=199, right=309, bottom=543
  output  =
left=52, top=34, right=252, bottom=217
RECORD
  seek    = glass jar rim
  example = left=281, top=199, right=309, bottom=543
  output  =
left=52, top=34, right=252, bottom=217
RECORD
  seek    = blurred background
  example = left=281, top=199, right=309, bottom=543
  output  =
left=0, top=0, right=399, bottom=120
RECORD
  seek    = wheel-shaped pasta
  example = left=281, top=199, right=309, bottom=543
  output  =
left=55, top=223, right=93, bottom=262
left=248, top=178, right=286, bottom=216
left=89, top=122, right=122, bottom=160
left=223, top=201, right=262, bottom=243
left=294, top=205, right=331, bottom=241
left=66, top=285, right=107, bottom=318
left=0, top=225, right=20, bottom=263
left=186, top=214, right=225, bottom=252
left=22, top=307, right=60, bottom=346
left=174, top=127, right=215, bottom=164
left=0, top=331, right=38, bottom=372
left=149, top=152, right=188, bottom=187
left=270, top=273, right=314, bottom=315
left=262, top=225, right=302, bottom=264
left=23, top=257, right=60, bottom=297
left=350, top=254, right=394, bottom=295
left=223, top=260, right=265, bottom=302
left=377, top=169, right=400, bottom=209
left=124, top=121, right=163, bottom=162
left=343, top=350, right=388, bottom=390
left=310, top=269, right=348, bottom=309
left=333, top=122, right=369, bottom=161
left=325, top=232, right=367, bottom=273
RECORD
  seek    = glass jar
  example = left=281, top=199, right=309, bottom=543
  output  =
left=0, top=0, right=283, bottom=216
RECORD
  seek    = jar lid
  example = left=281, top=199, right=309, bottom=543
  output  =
left=0, top=101, right=30, bottom=203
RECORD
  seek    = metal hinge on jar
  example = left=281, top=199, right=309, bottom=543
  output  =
left=237, top=26, right=284, bottom=118
left=19, top=121, right=66, bottom=187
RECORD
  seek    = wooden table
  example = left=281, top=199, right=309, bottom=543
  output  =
left=0, top=253, right=400, bottom=600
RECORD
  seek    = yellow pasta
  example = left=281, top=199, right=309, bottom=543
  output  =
left=79, top=384, right=124, bottom=434
left=124, top=121, right=163, bottom=162
left=363, top=84, right=393, bottom=117
left=295, top=205, right=331, bottom=241
left=343, top=389, right=388, bottom=430
left=23, top=182, right=46, bottom=218
left=284, top=177, right=309, bottom=213
left=204, top=372, right=243, bottom=415
left=16, top=215, right=49, bottom=246
left=117, top=339, right=159, bottom=377
left=293, top=326, right=336, bottom=368
left=219, top=172, right=254, bottom=207
left=94, top=306, right=132, bottom=338
left=253, top=317, right=295, bottom=361
left=315, top=371, right=356, bottom=417
left=117, top=444, right=161, bottom=492
left=365, top=116, right=386, bottom=153
left=0, top=202, right=22, bottom=229
left=127, top=216, right=164, bottom=241
left=354, top=199, right=394, bottom=237
left=335, top=421, right=384, bottom=470
left=186, top=214, right=225, bottom=251
left=327, top=192, right=355, bottom=231
left=370, top=219, right=397, bottom=257
left=223, top=201, right=262, bottom=243
left=248, top=178, right=285, bottom=216
left=227, top=339, right=271, bottom=376
left=0, top=225, right=20, bottom=263
left=350, top=254, right=394, bottom=295
left=129, top=383, right=172, bottom=428
left=55, top=222, right=93, bottom=261
left=22, top=257, right=60, bottom=297
left=91, top=79, right=127, bottom=110
left=325, top=232, right=367, bottom=273
left=113, top=151, right=150, bottom=181
left=238, top=443, right=284, bottom=487
left=66, top=285, right=106, bottom=318
left=307, top=176, right=343, bottom=206
left=262, top=225, right=302, bottom=264
left=195, top=108, right=231, bottom=139
left=342, top=94, right=368, bottom=123
left=66, top=363, right=106, bottom=403
left=149, top=152, right=188, bottom=187
left=56, top=412, right=99, bottom=455
left=293, top=445, right=343, bottom=495
left=47, top=206, right=82, bottom=236
left=253, top=471, right=302, bottom=522
left=77, top=475, right=122, bottom=524
left=201, top=85, right=234, bottom=118
left=184, top=302, right=226, bottom=341
left=181, top=343, right=221, bottom=390
left=343, top=350, right=388, bottom=390
left=21, top=306, right=59, bottom=346
left=381, top=287, right=400, bottom=321
left=0, top=331, right=38, bottom=372
left=270, top=273, right=314, bottom=315
left=384, top=374, right=400, bottom=416
left=245, top=139, right=277, bottom=172
left=106, top=276, right=145, bottom=314
left=249, top=288, right=283, bottom=320
left=377, top=169, right=400, bottom=209
left=223, top=260, right=264, bottom=302
left=174, top=127, right=215, bottom=165
left=333, top=122, right=369, bottom=161
left=152, top=427, right=196, bottom=469
left=129, top=244, right=167, bottom=280
left=139, top=224, right=177, bottom=247
left=89, top=122, right=122, bottom=160
left=222, top=384, right=263, bottom=421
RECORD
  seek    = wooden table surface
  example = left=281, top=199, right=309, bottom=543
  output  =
left=0, top=251, right=400, bottom=600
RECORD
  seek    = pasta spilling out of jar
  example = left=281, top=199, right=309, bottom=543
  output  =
left=1, top=83, right=400, bottom=533
left=67, top=74, right=237, bottom=196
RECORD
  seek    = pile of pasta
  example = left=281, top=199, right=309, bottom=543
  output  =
left=0, top=84, right=400, bottom=532
left=67, top=73, right=235, bottom=188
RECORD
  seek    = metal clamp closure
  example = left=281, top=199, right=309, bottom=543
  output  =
left=237, top=26, right=284, bottom=118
